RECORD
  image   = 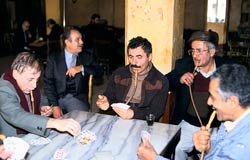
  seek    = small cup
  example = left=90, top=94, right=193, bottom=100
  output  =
left=146, top=114, right=155, bottom=126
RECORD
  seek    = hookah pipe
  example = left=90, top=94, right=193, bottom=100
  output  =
left=188, top=63, right=216, bottom=160
left=0, top=134, right=6, bottom=141
left=200, top=110, right=216, bottom=160
left=189, top=64, right=203, bottom=126
left=125, top=69, right=138, bottom=105
left=0, top=134, right=6, bottom=145
left=30, top=91, right=35, bottom=113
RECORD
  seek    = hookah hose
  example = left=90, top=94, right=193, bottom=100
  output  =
left=189, top=64, right=203, bottom=126
left=189, top=64, right=217, bottom=160
left=30, top=91, right=35, bottom=113
left=125, top=70, right=138, bottom=105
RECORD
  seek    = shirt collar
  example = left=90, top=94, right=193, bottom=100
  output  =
left=64, top=49, right=78, bottom=68
left=197, top=60, right=216, bottom=78
left=65, top=49, right=77, bottom=59
left=224, top=107, right=250, bottom=132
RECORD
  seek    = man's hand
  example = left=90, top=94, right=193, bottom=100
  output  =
left=0, top=145, right=12, bottom=160
left=180, top=72, right=197, bottom=86
left=193, top=126, right=211, bottom=153
left=52, top=106, right=63, bottom=119
left=40, top=106, right=53, bottom=117
left=137, top=138, right=158, bottom=160
left=96, top=95, right=109, bottom=110
left=112, top=107, right=134, bottom=119
left=66, top=65, right=82, bottom=77
left=47, top=118, right=80, bottom=137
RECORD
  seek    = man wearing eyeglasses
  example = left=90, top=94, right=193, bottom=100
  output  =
left=166, top=30, right=236, bottom=160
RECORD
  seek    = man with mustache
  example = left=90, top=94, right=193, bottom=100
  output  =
left=193, top=64, right=250, bottom=160
left=166, top=30, right=235, bottom=159
left=44, top=26, right=95, bottom=118
left=96, top=36, right=169, bottom=120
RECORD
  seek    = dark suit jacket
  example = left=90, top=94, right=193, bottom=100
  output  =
left=14, top=28, right=34, bottom=53
left=44, top=50, right=93, bottom=106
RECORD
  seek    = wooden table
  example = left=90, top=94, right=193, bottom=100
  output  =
left=22, top=111, right=180, bottom=160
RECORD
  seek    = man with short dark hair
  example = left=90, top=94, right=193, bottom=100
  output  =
left=193, top=64, right=250, bottom=159
left=137, top=64, right=250, bottom=160
left=96, top=36, right=168, bottom=120
left=44, top=27, right=95, bottom=118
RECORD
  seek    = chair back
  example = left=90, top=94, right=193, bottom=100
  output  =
left=88, top=74, right=93, bottom=111
left=159, top=91, right=176, bottom=123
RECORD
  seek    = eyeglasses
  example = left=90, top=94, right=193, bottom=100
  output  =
left=188, top=49, right=208, bottom=55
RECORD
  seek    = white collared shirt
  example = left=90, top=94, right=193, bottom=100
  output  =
left=197, top=61, right=216, bottom=78
left=224, top=107, right=250, bottom=132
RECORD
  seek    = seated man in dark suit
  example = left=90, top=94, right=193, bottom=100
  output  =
left=14, top=20, right=35, bottom=53
left=14, top=20, right=46, bottom=54
left=44, top=26, right=96, bottom=118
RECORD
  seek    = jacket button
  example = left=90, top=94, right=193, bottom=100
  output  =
left=37, top=127, right=42, bottom=131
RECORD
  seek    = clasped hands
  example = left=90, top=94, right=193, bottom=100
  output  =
left=96, top=95, right=134, bottom=119
left=66, top=65, right=82, bottom=77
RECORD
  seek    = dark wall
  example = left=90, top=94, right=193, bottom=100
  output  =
left=0, top=0, right=46, bottom=56
left=15, top=0, right=46, bottom=37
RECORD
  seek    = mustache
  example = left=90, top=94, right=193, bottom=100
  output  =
left=130, top=64, right=141, bottom=68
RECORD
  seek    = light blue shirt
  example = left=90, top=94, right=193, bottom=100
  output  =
left=64, top=49, right=77, bottom=69
left=205, top=114, right=250, bottom=160
left=64, top=50, right=84, bottom=74
left=155, top=155, right=169, bottom=160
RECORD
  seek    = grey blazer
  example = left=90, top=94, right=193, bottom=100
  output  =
left=0, top=76, right=50, bottom=137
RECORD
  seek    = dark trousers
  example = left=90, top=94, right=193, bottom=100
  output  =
left=58, top=93, right=89, bottom=113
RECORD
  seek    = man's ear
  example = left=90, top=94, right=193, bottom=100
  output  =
left=65, top=39, right=69, bottom=46
left=209, top=48, right=216, bottom=57
left=229, top=96, right=240, bottom=108
left=148, top=54, right=152, bottom=61
left=12, top=70, right=19, bottom=80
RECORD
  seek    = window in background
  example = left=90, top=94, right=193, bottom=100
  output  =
left=207, top=0, right=226, bottom=22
